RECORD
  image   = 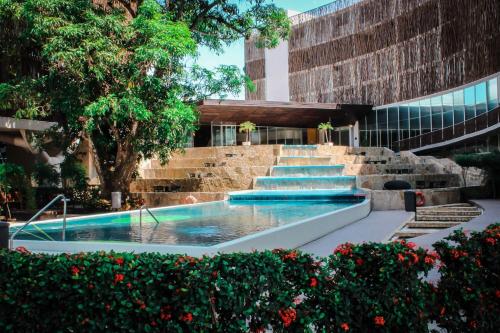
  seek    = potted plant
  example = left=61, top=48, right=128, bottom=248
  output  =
left=239, top=121, right=256, bottom=146
left=318, top=121, right=334, bottom=146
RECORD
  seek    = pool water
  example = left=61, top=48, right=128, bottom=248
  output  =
left=11, top=200, right=356, bottom=246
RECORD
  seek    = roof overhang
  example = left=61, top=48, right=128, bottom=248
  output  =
left=197, top=100, right=372, bottom=128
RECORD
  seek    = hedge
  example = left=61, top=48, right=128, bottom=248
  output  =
left=0, top=224, right=498, bottom=332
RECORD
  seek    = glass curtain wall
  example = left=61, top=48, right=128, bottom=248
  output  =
left=361, top=74, right=500, bottom=149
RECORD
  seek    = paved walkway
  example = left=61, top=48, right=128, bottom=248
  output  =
left=410, top=199, right=500, bottom=249
left=300, top=210, right=413, bottom=257
left=300, top=200, right=500, bottom=257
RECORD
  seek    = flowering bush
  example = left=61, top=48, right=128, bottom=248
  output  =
left=0, top=225, right=497, bottom=332
left=433, top=224, right=500, bottom=332
left=307, top=241, right=437, bottom=332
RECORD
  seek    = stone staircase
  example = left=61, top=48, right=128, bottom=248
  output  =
left=391, top=203, right=482, bottom=240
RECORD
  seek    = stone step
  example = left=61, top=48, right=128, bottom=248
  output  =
left=417, top=203, right=474, bottom=209
left=417, top=210, right=482, bottom=217
left=406, top=221, right=463, bottom=228
left=415, top=215, right=474, bottom=222
left=392, top=231, right=429, bottom=239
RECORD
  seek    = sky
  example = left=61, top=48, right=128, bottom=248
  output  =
left=196, top=0, right=334, bottom=100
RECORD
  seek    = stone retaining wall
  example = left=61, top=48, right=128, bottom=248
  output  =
left=369, top=187, right=462, bottom=211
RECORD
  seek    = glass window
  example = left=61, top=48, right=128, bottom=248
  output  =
left=464, top=86, right=475, bottom=119
left=377, top=108, right=388, bottom=147
left=431, top=96, right=443, bottom=131
left=399, top=105, right=410, bottom=140
left=442, top=93, right=454, bottom=128
left=409, top=101, right=420, bottom=137
left=453, top=90, right=465, bottom=124
left=475, top=82, right=487, bottom=115
left=487, top=78, right=498, bottom=111
left=367, top=110, right=377, bottom=130
left=420, top=99, right=431, bottom=134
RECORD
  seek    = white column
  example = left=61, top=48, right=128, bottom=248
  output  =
left=264, top=40, right=290, bottom=102
left=351, top=121, right=360, bottom=147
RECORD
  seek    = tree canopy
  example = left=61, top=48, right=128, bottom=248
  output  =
left=0, top=0, right=290, bottom=195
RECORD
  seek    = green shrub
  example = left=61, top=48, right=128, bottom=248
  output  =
left=0, top=226, right=498, bottom=332
left=433, top=224, right=500, bottom=332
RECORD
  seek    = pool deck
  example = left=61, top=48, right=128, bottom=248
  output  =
left=300, top=199, right=500, bottom=257
left=300, top=210, right=413, bottom=257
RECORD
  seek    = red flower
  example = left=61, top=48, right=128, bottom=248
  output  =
left=136, top=299, right=146, bottom=310
left=440, top=307, right=446, bottom=317
left=181, top=312, right=193, bottom=323
left=15, top=246, right=30, bottom=254
left=253, top=327, right=265, bottom=333
left=496, top=290, right=500, bottom=298
left=410, top=252, right=419, bottom=264
left=485, top=237, right=496, bottom=245
left=212, top=271, right=218, bottom=279
left=278, top=308, right=297, bottom=328
left=115, top=257, right=124, bottom=266
left=468, top=320, right=478, bottom=329
left=424, top=256, right=435, bottom=265
left=356, top=258, right=364, bottom=266
left=340, top=322, right=350, bottom=331
left=283, top=251, right=298, bottom=261
left=406, top=242, right=417, bottom=249
left=450, top=249, right=468, bottom=259
left=150, top=321, right=157, bottom=327
left=309, top=277, right=318, bottom=288
left=397, top=253, right=406, bottom=262
left=374, top=316, right=385, bottom=326
left=87, top=283, right=94, bottom=290
left=71, top=266, right=80, bottom=276
left=105, top=304, right=111, bottom=312
left=114, top=273, right=124, bottom=284
left=127, top=282, right=132, bottom=289
left=334, top=243, right=353, bottom=256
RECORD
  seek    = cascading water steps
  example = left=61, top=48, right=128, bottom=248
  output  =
left=228, top=145, right=365, bottom=202
left=271, top=165, right=344, bottom=177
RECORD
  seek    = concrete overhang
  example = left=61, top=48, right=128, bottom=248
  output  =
left=197, top=100, right=372, bottom=128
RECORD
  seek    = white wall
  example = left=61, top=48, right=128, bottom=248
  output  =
left=264, top=40, right=290, bottom=102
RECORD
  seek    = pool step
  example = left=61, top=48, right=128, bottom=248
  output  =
left=253, top=176, right=356, bottom=190
left=271, top=165, right=344, bottom=177
left=278, top=156, right=332, bottom=166
left=416, top=215, right=475, bottom=222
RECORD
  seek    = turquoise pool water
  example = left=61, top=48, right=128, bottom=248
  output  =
left=11, top=200, right=359, bottom=246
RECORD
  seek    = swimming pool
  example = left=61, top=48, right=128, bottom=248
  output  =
left=10, top=196, right=371, bottom=255
left=11, top=200, right=357, bottom=246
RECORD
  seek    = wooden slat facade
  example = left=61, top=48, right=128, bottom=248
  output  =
left=245, top=0, right=500, bottom=106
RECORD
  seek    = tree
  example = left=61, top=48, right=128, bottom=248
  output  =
left=239, top=121, right=256, bottom=143
left=0, top=0, right=290, bottom=196
left=318, top=122, right=334, bottom=144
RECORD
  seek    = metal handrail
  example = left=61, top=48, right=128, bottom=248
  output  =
left=9, top=194, right=69, bottom=249
left=139, top=205, right=160, bottom=229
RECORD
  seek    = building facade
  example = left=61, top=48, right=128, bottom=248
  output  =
left=245, top=0, right=500, bottom=153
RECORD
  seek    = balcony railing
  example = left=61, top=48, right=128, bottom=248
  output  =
left=394, top=107, right=500, bottom=152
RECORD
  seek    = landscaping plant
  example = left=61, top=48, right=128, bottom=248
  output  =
left=239, top=121, right=257, bottom=144
left=4, top=226, right=497, bottom=332
left=318, top=122, right=334, bottom=144
left=433, top=224, right=500, bottom=332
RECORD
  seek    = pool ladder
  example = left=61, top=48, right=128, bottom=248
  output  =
left=139, top=205, right=160, bottom=228
left=9, top=194, right=69, bottom=249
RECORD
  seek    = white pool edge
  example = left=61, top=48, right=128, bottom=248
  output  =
left=13, top=199, right=371, bottom=256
